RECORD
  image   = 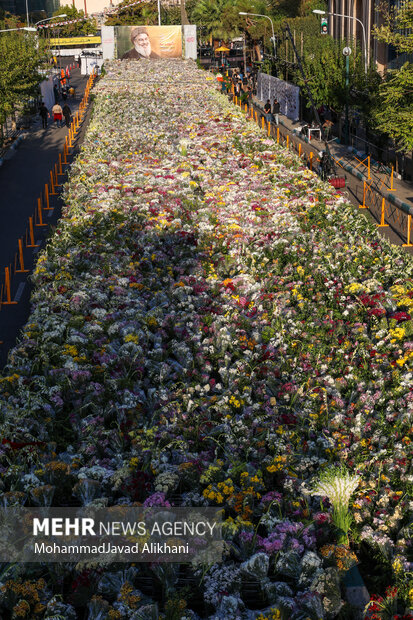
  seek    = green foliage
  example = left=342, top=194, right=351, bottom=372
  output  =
left=0, top=12, right=20, bottom=30
left=47, top=6, right=97, bottom=37
left=162, top=5, right=181, bottom=26
left=191, top=0, right=240, bottom=42
left=0, top=31, right=48, bottom=126
left=275, top=17, right=377, bottom=115
left=371, top=0, right=413, bottom=152
left=104, top=0, right=158, bottom=26
left=372, top=62, right=413, bottom=153
left=373, top=0, right=413, bottom=54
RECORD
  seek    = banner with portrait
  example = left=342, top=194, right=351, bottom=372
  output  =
left=116, top=25, right=182, bottom=60
left=257, top=73, right=300, bottom=121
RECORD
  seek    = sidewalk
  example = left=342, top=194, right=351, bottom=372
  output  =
left=248, top=96, right=413, bottom=251
left=0, top=61, right=91, bottom=367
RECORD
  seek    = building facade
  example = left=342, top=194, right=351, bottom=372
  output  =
left=327, top=0, right=388, bottom=72
left=0, top=0, right=58, bottom=16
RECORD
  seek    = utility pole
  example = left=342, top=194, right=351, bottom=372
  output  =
left=343, top=46, right=351, bottom=146
left=243, top=31, right=247, bottom=76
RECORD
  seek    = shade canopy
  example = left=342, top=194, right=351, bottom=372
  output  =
left=215, top=46, right=230, bottom=52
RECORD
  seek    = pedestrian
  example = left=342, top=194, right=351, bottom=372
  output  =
left=62, top=103, right=71, bottom=127
left=272, top=98, right=280, bottom=125
left=247, top=86, right=253, bottom=105
left=38, top=102, right=49, bottom=129
left=264, top=99, right=273, bottom=123
left=69, top=86, right=75, bottom=98
left=53, top=84, right=59, bottom=104
left=52, top=102, right=63, bottom=127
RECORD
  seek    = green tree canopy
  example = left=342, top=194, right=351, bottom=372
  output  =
left=274, top=17, right=372, bottom=114
left=44, top=5, right=97, bottom=37
left=372, top=0, right=413, bottom=152
left=0, top=31, right=47, bottom=126
left=373, top=0, right=413, bottom=54
left=191, top=0, right=240, bottom=42
left=372, top=62, right=413, bottom=152
left=104, top=0, right=158, bottom=26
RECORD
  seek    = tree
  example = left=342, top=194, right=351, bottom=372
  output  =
left=45, top=6, right=97, bottom=37
left=372, top=0, right=413, bottom=152
left=373, top=0, right=413, bottom=54
left=105, top=0, right=158, bottom=26
left=0, top=31, right=47, bottom=130
left=191, top=0, right=239, bottom=43
left=372, top=62, right=413, bottom=153
left=180, top=0, right=189, bottom=26
left=273, top=17, right=378, bottom=129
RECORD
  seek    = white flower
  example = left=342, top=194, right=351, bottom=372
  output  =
left=312, top=467, right=360, bottom=509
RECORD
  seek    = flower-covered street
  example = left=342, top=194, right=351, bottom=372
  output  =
left=0, top=59, right=412, bottom=619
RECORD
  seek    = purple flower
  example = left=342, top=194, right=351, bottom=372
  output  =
left=143, top=492, right=171, bottom=507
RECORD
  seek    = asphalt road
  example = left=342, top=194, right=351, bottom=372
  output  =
left=0, top=60, right=90, bottom=368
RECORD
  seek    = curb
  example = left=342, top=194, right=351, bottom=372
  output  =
left=386, top=192, right=413, bottom=217
left=1, top=131, right=28, bottom=163
left=346, top=146, right=392, bottom=176
left=334, top=159, right=366, bottom=182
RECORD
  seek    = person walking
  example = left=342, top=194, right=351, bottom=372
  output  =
left=52, top=102, right=63, bottom=128
left=53, top=84, right=59, bottom=104
left=62, top=103, right=72, bottom=128
left=38, top=102, right=49, bottom=129
left=272, top=98, right=280, bottom=125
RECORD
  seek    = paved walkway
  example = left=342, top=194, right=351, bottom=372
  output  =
left=0, top=60, right=90, bottom=367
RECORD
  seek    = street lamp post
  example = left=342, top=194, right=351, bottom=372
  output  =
left=343, top=46, right=351, bottom=145
left=0, top=26, right=37, bottom=33
left=312, top=9, right=367, bottom=74
left=34, top=14, right=67, bottom=27
left=34, top=15, right=67, bottom=61
left=239, top=11, right=276, bottom=59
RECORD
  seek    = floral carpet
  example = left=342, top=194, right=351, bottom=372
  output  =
left=0, top=59, right=412, bottom=619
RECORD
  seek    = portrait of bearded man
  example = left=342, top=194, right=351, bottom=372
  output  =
left=121, top=26, right=161, bottom=60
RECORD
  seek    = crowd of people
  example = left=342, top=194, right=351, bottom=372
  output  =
left=216, top=65, right=337, bottom=143
left=38, top=80, right=76, bottom=131
left=264, top=98, right=280, bottom=126
left=38, top=100, right=72, bottom=129
left=217, top=66, right=257, bottom=101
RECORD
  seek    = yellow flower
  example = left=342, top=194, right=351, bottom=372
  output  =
left=396, top=357, right=408, bottom=367
left=62, top=344, right=78, bottom=357
left=346, top=282, right=364, bottom=294
left=389, top=327, right=405, bottom=341
left=124, top=333, right=139, bottom=344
